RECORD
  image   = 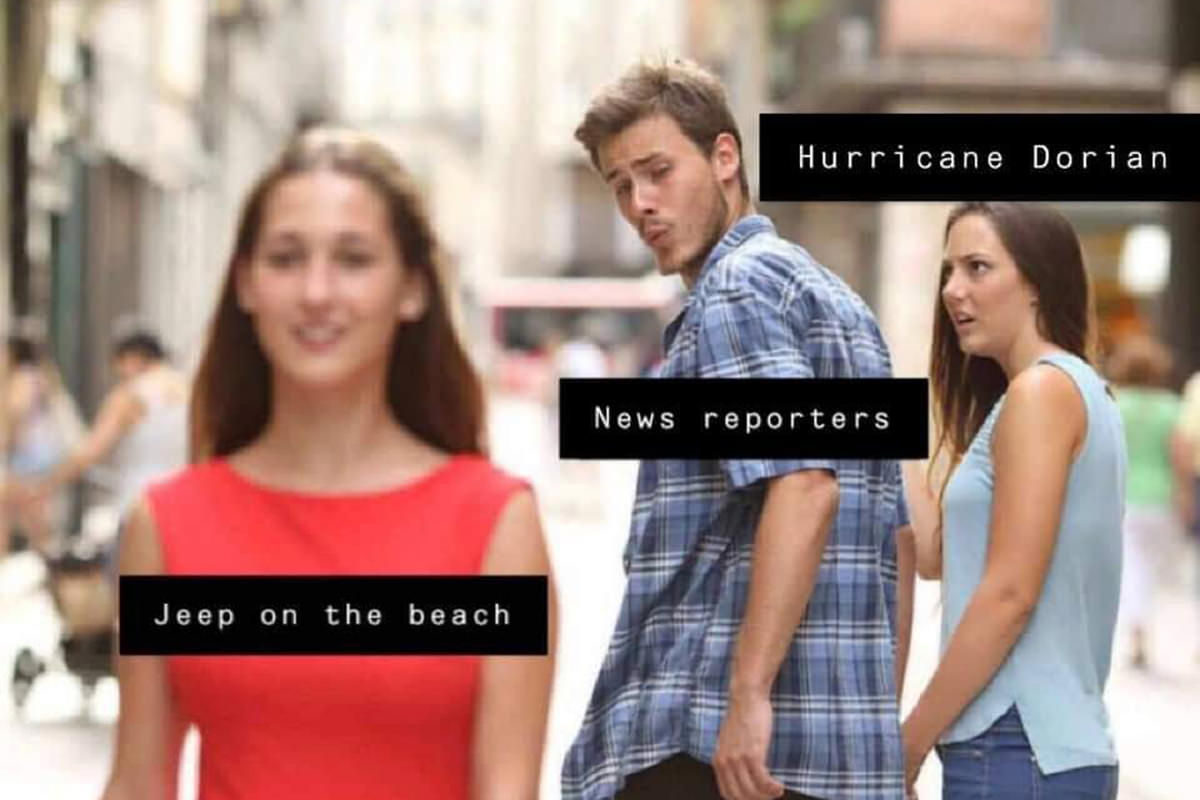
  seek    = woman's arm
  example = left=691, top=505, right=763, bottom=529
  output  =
left=471, top=489, right=557, bottom=800
left=901, top=366, right=1084, bottom=785
left=894, top=524, right=916, bottom=699
left=41, top=386, right=142, bottom=495
left=99, top=500, right=188, bottom=800
left=901, top=460, right=942, bottom=579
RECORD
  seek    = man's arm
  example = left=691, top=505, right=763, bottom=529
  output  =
left=714, top=469, right=838, bottom=800
left=38, top=385, right=140, bottom=495
left=694, top=267, right=842, bottom=799
left=729, top=469, right=838, bottom=696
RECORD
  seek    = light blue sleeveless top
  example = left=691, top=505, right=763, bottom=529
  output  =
left=940, top=351, right=1127, bottom=772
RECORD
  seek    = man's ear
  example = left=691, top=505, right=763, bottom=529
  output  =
left=711, top=132, right=741, bottom=186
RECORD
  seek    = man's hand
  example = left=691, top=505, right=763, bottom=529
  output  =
left=714, top=687, right=784, bottom=800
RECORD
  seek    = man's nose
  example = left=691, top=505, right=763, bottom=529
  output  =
left=631, top=178, right=657, bottom=216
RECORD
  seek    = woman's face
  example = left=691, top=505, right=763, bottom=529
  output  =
left=941, top=213, right=1039, bottom=360
left=236, top=169, right=426, bottom=391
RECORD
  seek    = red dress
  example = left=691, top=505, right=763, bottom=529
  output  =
left=145, top=455, right=528, bottom=800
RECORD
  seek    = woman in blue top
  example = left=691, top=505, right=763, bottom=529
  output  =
left=902, top=202, right=1126, bottom=800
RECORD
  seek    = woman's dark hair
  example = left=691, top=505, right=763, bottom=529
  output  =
left=113, top=330, right=167, bottom=362
left=190, top=127, right=484, bottom=462
left=930, top=202, right=1097, bottom=494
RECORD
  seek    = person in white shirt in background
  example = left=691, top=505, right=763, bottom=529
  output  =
left=26, top=327, right=189, bottom=533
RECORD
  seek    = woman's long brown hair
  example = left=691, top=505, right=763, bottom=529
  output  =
left=190, top=128, right=484, bottom=461
left=929, top=202, right=1097, bottom=500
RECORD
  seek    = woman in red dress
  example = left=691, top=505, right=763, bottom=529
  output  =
left=99, top=128, right=557, bottom=800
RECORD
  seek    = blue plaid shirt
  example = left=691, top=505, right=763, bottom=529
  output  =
left=561, top=215, right=908, bottom=800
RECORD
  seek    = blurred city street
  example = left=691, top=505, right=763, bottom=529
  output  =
left=1, top=395, right=1198, bottom=799
left=2, top=2, right=1200, bottom=798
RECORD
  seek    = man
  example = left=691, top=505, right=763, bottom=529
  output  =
left=29, top=327, right=188, bottom=523
left=561, top=59, right=915, bottom=800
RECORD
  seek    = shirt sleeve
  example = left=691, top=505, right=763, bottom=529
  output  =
left=694, top=275, right=838, bottom=490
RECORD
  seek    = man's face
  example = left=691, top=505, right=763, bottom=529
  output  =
left=113, top=352, right=148, bottom=382
left=598, top=114, right=733, bottom=285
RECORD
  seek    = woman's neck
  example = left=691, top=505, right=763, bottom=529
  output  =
left=236, top=374, right=444, bottom=492
left=996, top=326, right=1065, bottom=381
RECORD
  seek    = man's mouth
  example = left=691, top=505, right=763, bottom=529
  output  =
left=643, top=225, right=670, bottom=247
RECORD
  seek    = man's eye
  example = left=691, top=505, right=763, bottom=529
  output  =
left=614, top=182, right=631, bottom=197
left=652, top=164, right=670, bottom=179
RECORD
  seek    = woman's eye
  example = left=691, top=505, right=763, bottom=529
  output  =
left=651, top=164, right=670, bottom=180
left=969, top=259, right=989, bottom=274
left=266, top=252, right=301, bottom=268
left=339, top=251, right=373, bottom=267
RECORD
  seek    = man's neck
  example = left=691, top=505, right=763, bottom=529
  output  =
left=681, top=197, right=755, bottom=290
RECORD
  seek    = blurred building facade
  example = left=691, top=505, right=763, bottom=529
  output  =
left=756, top=0, right=1179, bottom=376
left=1167, top=0, right=1200, bottom=380
left=296, top=0, right=695, bottom=369
left=21, top=0, right=331, bottom=414
left=4, top=0, right=1197, bottom=420
left=16, top=0, right=697, bottom=411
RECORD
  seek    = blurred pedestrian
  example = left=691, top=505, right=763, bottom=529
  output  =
left=1107, top=333, right=1186, bottom=669
left=99, top=128, right=556, bottom=800
left=1176, top=369, right=1200, bottom=656
left=30, top=327, right=189, bottom=527
left=2, top=331, right=82, bottom=556
left=903, top=203, right=1126, bottom=800
left=554, top=322, right=609, bottom=380
left=563, top=59, right=913, bottom=800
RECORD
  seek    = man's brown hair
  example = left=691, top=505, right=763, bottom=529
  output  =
left=574, top=58, right=749, bottom=199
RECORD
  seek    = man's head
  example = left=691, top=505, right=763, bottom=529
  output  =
left=575, top=59, right=749, bottom=286
left=112, top=330, right=167, bottom=382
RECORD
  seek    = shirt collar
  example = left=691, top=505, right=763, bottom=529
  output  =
left=662, top=213, right=775, bottom=350
left=699, top=213, right=775, bottom=279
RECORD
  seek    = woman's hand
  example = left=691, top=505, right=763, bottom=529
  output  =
left=901, top=716, right=936, bottom=796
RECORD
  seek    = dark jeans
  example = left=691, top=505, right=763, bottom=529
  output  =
left=616, top=754, right=819, bottom=800
left=937, top=706, right=1118, bottom=800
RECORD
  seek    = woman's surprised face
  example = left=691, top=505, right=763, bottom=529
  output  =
left=237, top=169, right=426, bottom=391
left=940, top=213, right=1038, bottom=360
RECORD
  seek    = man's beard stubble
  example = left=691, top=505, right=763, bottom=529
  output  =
left=680, top=181, right=732, bottom=280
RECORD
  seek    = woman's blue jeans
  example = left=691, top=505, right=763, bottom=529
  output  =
left=937, top=706, right=1118, bottom=799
